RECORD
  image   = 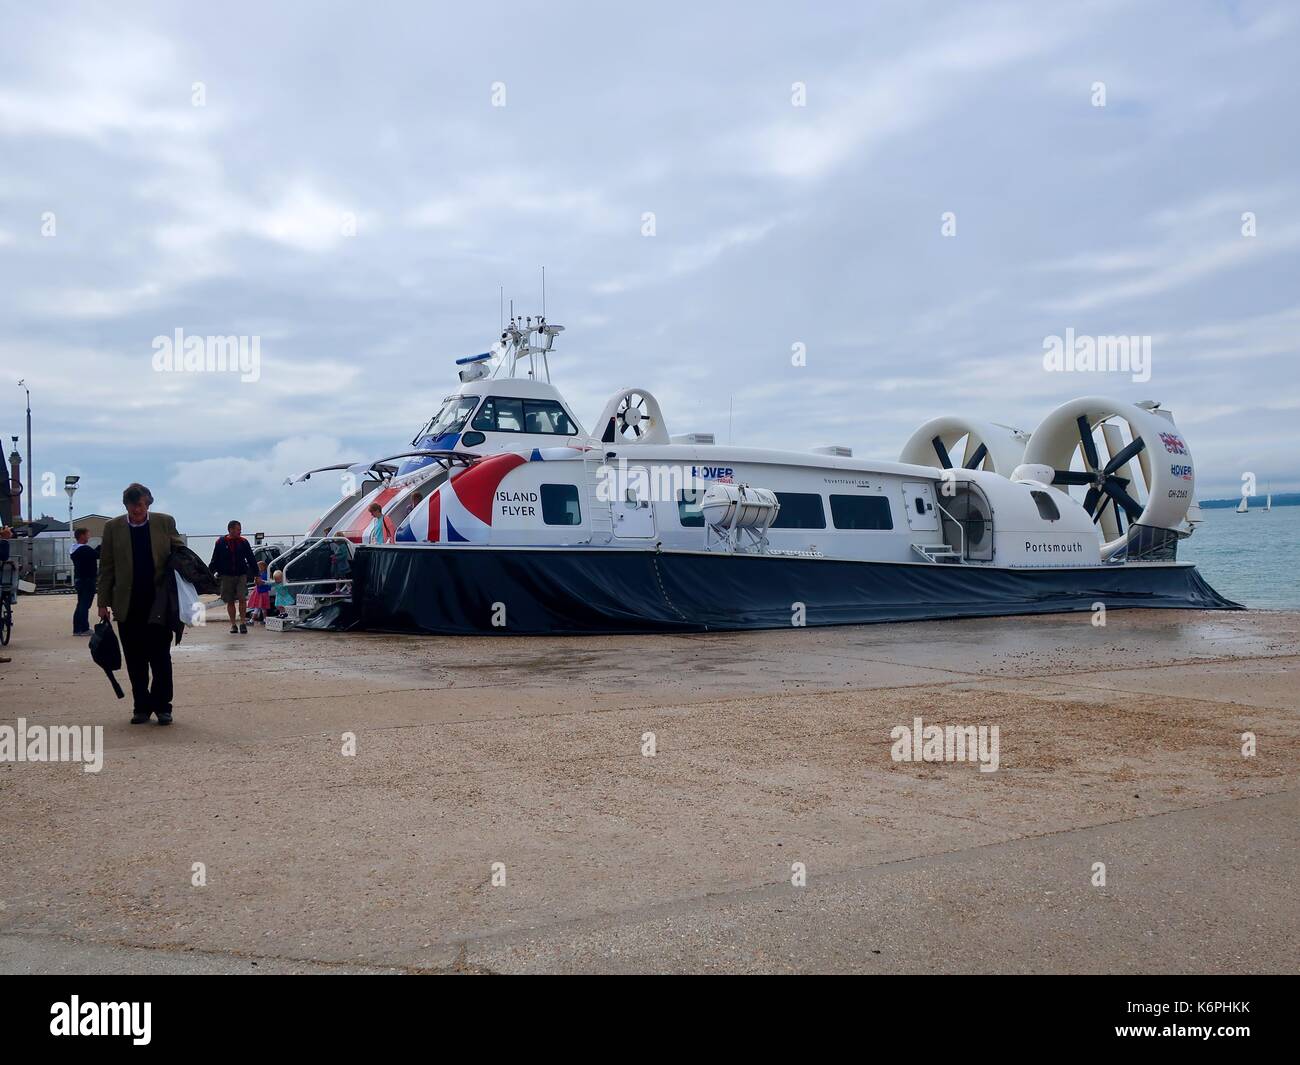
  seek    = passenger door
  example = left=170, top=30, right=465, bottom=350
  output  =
left=613, top=468, right=656, bottom=539
left=902, top=481, right=939, bottom=532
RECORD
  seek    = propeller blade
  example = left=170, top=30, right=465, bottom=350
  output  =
left=1103, top=436, right=1145, bottom=477
left=931, top=436, right=954, bottom=470
left=1107, top=480, right=1144, bottom=522
left=1076, top=415, right=1100, bottom=470
left=1092, top=494, right=1112, bottom=524
left=1081, top=486, right=1101, bottom=514
left=963, top=442, right=988, bottom=470
left=1052, top=470, right=1095, bottom=486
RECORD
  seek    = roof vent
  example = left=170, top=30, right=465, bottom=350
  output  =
left=671, top=432, right=715, bottom=445
left=811, top=444, right=853, bottom=457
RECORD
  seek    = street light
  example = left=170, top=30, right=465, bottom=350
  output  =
left=16, top=379, right=31, bottom=523
left=64, top=475, right=79, bottom=589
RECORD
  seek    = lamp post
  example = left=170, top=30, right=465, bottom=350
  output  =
left=16, top=380, right=31, bottom=523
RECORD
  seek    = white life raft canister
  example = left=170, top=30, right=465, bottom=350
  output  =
left=700, top=483, right=780, bottom=530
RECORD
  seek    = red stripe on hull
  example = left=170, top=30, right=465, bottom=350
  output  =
left=426, top=492, right=441, bottom=542
left=451, top=453, right=527, bottom=525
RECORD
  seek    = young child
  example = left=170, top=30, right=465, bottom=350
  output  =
left=271, top=569, right=295, bottom=618
left=247, top=560, right=272, bottom=624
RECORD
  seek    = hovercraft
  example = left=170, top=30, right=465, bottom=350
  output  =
left=280, top=318, right=1238, bottom=635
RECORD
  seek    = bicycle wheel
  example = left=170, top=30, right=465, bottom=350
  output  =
left=0, top=603, right=11, bottom=645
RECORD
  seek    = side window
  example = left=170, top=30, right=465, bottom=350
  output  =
left=1031, top=490, right=1060, bottom=522
left=523, top=400, right=578, bottom=436
left=677, top=488, right=704, bottom=527
left=495, top=398, right=524, bottom=432
left=541, top=484, right=582, bottom=526
left=771, top=492, right=826, bottom=529
left=830, top=495, right=894, bottom=530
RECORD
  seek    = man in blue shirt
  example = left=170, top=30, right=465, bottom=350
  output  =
left=70, top=527, right=98, bottom=636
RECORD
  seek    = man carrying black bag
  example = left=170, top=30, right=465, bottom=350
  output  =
left=96, top=483, right=186, bottom=725
left=88, top=618, right=125, bottom=699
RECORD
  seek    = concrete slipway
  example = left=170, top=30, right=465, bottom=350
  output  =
left=1, top=595, right=1296, bottom=974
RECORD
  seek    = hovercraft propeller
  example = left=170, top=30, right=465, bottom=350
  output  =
left=613, top=392, right=650, bottom=439
left=899, top=416, right=1028, bottom=476
left=1048, top=415, right=1145, bottom=531
left=593, top=387, right=672, bottom=445
left=931, top=436, right=988, bottom=471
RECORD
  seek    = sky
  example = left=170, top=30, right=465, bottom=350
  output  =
left=1, top=0, right=1297, bottom=534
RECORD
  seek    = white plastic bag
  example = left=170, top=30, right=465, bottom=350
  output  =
left=175, top=572, right=203, bottom=627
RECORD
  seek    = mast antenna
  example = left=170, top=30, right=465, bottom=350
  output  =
left=542, top=266, right=546, bottom=318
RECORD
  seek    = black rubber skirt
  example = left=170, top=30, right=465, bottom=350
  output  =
left=294, top=546, right=1242, bottom=636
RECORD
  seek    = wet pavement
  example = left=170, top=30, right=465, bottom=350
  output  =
left=1, top=596, right=1297, bottom=973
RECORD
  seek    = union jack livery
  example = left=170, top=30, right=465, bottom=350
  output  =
left=1160, top=431, right=1189, bottom=456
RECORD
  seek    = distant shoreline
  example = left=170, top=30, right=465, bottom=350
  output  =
left=1200, top=494, right=1296, bottom=509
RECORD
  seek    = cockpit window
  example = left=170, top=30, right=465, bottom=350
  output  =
left=414, top=395, right=480, bottom=443
left=472, top=397, right=578, bottom=435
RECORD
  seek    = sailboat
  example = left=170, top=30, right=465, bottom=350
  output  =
left=1237, top=495, right=1250, bottom=513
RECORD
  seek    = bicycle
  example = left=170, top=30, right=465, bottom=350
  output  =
left=0, top=560, right=16, bottom=646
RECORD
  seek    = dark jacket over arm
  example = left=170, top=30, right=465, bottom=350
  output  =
left=209, top=536, right=258, bottom=578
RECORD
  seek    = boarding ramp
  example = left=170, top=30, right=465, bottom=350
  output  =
left=264, top=537, right=355, bottom=631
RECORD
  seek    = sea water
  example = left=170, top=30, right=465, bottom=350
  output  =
left=1180, top=505, right=1300, bottom=610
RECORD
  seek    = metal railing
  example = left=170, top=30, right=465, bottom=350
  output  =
left=275, top=537, right=356, bottom=603
left=933, top=500, right=966, bottom=559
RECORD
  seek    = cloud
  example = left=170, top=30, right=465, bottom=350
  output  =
left=1041, top=222, right=1300, bottom=312
left=592, top=219, right=783, bottom=295
left=1, top=0, right=1299, bottom=526
left=0, top=27, right=202, bottom=144
left=739, top=13, right=1060, bottom=180
left=171, top=434, right=348, bottom=492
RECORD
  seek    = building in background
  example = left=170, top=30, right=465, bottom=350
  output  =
left=72, top=514, right=111, bottom=541
left=1, top=439, right=20, bottom=528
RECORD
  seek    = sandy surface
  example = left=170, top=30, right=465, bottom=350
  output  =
left=1, top=594, right=1297, bottom=974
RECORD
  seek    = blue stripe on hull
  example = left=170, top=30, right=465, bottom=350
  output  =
left=306, top=548, right=1242, bottom=636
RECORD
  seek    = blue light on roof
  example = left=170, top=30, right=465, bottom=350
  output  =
left=455, top=352, right=493, bottom=365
